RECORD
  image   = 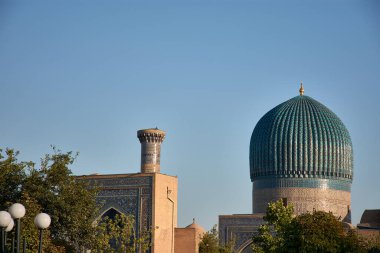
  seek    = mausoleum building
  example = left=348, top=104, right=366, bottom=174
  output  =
left=219, top=84, right=354, bottom=252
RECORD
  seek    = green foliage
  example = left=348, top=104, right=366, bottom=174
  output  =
left=220, top=238, right=235, bottom=253
left=199, top=225, right=219, bottom=253
left=360, top=232, right=380, bottom=253
left=252, top=199, right=372, bottom=253
left=92, top=213, right=150, bottom=253
left=199, top=225, right=234, bottom=253
left=0, top=147, right=99, bottom=252
left=0, top=149, right=28, bottom=208
left=251, top=199, right=294, bottom=253
left=16, top=192, right=65, bottom=253
left=285, top=211, right=364, bottom=253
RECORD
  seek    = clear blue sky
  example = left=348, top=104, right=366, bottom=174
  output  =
left=1, top=0, right=379, bottom=230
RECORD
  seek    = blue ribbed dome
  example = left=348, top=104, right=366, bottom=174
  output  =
left=250, top=95, right=353, bottom=182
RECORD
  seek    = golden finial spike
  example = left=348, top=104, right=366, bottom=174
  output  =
left=299, top=81, right=304, bottom=96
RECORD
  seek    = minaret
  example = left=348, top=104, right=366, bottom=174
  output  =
left=137, top=128, right=166, bottom=173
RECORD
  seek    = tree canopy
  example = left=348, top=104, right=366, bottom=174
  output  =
left=199, top=225, right=234, bottom=253
left=251, top=199, right=294, bottom=253
left=251, top=199, right=379, bottom=253
left=0, top=148, right=99, bottom=251
left=0, top=147, right=151, bottom=252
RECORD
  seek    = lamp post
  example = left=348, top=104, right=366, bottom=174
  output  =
left=0, top=211, right=12, bottom=253
left=4, top=219, right=14, bottom=253
left=8, top=204, right=25, bottom=253
left=34, top=213, right=51, bottom=253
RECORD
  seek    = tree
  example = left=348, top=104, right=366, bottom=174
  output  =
left=252, top=199, right=367, bottom=253
left=251, top=199, right=294, bottom=253
left=0, top=149, right=28, bottom=208
left=199, top=225, right=219, bottom=253
left=285, top=211, right=364, bottom=253
left=93, top=213, right=151, bottom=253
left=0, top=147, right=99, bottom=252
left=364, top=233, right=380, bottom=253
left=199, top=225, right=234, bottom=253
left=0, top=149, right=63, bottom=252
left=16, top=192, right=65, bottom=253
left=27, top=148, right=100, bottom=251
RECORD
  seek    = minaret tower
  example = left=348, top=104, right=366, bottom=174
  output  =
left=137, top=128, right=166, bottom=173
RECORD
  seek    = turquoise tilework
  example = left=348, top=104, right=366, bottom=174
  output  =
left=250, top=95, right=353, bottom=183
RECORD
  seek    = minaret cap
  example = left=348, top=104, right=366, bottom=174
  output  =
left=299, top=82, right=304, bottom=96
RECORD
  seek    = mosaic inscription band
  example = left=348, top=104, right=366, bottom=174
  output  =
left=253, top=178, right=351, bottom=192
left=252, top=186, right=351, bottom=218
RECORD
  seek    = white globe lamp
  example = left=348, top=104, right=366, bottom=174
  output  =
left=0, top=211, right=11, bottom=228
left=35, top=213, right=51, bottom=253
left=34, top=213, right=51, bottom=229
left=8, top=203, right=26, bottom=219
left=8, top=203, right=26, bottom=253
left=0, top=210, right=12, bottom=253
left=5, top=218, right=14, bottom=232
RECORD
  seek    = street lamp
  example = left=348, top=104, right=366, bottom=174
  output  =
left=5, top=219, right=14, bottom=233
left=4, top=219, right=14, bottom=252
left=34, top=213, right=51, bottom=253
left=8, top=203, right=25, bottom=253
left=0, top=211, right=12, bottom=253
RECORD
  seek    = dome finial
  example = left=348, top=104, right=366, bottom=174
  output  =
left=299, top=81, right=304, bottom=96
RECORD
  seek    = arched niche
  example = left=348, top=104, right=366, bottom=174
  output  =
left=236, top=239, right=253, bottom=253
left=96, top=206, right=124, bottom=222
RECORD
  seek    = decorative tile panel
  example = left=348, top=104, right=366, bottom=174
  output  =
left=219, top=215, right=264, bottom=252
left=82, top=175, right=153, bottom=251
left=252, top=187, right=351, bottom=219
